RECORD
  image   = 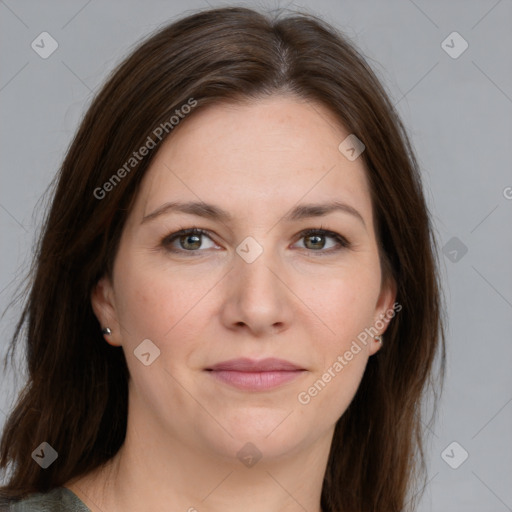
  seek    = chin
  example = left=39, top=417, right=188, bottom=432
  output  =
left=199, top=406, right=312, bottom=464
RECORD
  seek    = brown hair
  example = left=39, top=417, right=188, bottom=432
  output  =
left=0, top=6, right=445, bottom=511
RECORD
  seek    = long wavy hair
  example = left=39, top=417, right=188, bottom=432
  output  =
left=0, top=6, right=445, bottom=511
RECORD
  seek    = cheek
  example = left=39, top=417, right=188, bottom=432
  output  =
left=296, top=353, right=367, bottom=428
left=113, top=256, right=215, bottom=358
left=291, top=261, right=380, bottom=416
left=294, top=276, right=378, bottom=420
left=294, top=262, right=381, bottom=345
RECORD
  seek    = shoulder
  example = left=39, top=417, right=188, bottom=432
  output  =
left=5, top=487, right=90, bottom=512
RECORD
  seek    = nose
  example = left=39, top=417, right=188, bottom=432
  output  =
left=219, top=246, right=294, bottom=337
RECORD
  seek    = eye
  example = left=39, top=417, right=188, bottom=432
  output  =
left=293, top=228, right=350, bottom=254
left=161, top=227, right=350, bottom=255
left=162, top=228, right=218, bottom=253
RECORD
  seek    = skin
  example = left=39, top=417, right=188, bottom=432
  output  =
left=65, top=95, right=396, bottom=512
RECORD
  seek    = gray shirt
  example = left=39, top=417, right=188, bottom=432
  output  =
left=5, top=487, right=90, bottom=511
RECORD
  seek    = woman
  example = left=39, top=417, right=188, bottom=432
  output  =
left=0, top=6, right=445, bottom=511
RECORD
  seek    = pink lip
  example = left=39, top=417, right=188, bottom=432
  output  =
left=205, top=358, right=306, bottom=391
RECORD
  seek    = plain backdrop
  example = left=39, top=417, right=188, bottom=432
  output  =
left=1, top=1, right=511, bottom=510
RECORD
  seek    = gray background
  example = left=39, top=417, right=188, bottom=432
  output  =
left=1, top=0, right=511, bottom=510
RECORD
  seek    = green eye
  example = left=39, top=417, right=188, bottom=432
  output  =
left=295, top=229, right=350, bottom=254
left=161, top=227, right=350, bottom=255
left=163, top=228, right=214, bottom=252
left=177, top=233, right=202, bottom=250
left=303, top=233, right=328, bottom=250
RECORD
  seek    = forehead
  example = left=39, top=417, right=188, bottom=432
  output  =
left=134, top=95, right=373, bottom=227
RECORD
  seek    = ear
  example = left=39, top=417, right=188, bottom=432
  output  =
left=368, top=274, right=398, bottom=356
left=91, top=275, right=122, bottom=347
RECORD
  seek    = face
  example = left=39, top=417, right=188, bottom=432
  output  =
left=92, top=95, right=396, bottom=463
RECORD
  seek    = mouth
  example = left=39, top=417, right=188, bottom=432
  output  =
left=204, top=358, right=307, bottom=391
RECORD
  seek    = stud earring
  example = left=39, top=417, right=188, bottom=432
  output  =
left=374, top=334, right=383, bottom=345
left=102, top=327, right=112, bottom=335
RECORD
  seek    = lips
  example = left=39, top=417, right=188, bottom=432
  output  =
left=205, top=358, right=306, bottom=391
left=206, top=358, right=304, bottom=372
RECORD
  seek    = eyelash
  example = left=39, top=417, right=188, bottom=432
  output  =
left=161, top=226, right=351, bottom=256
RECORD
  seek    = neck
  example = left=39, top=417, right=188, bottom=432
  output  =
left=68, top=415, right=332, bottom=512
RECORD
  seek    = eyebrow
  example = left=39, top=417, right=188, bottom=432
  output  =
left=141, top=200, right=366, bottom=228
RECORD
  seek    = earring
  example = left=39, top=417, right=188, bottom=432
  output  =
left=102, top=327, right=112, bottom=335
left=375, top=334, right=383, bottom=345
